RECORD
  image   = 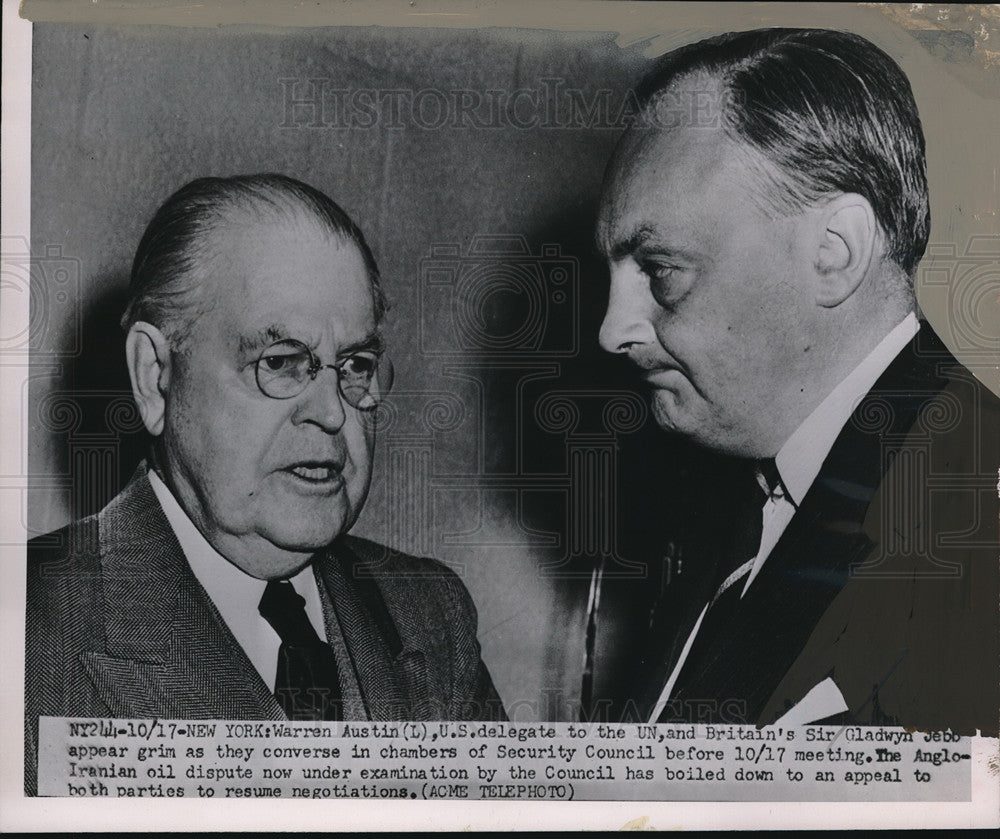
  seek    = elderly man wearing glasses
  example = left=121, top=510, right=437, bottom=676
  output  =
left=25, top=174, right=504, bottom=794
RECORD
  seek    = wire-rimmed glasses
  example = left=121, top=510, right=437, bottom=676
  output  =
left=254, top=338, right=392, bottom=410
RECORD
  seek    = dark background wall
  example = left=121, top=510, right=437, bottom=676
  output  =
left=26, top=10, right=999, bottom=718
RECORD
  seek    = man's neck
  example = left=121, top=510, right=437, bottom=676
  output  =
left=753, top=299, right=916, bottom=458
left=775, top=311, right=919, bottom=503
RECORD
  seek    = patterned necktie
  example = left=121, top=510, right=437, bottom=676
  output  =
left=258, top=579, right=342, bottom=721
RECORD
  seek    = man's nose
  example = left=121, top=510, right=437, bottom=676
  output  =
left=292, top=371, right=347, bottom=433
left=599, top=262, right=657, bottom=354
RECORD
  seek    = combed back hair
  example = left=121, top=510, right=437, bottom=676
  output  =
left=121, top=173, right=387, bottom=342
left=635, top=28, right=929, bottom=277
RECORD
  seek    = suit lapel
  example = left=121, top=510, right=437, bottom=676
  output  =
left=314, top=542, right=428, bottom=721
left=638, top=328, right=955, bottom=723
left=81, top=471, right=285, bottom=720
left=83, top=471, right=429, bottom=722
left=758, top=328, right=968, bottom=722
left=630, top=462, right=773, bottom=722
left=670, top=477, right=875, bottom=722
left=749, top=329, right=956, bottom=721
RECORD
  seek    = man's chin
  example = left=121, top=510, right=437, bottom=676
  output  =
left=265, top=521, right=350, bottom=554
left=650, top=390, right=687, bottom=434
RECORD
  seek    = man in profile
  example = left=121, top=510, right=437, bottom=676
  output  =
left=25, top=173, right=503, bottom=794
left=597, top=29, right=998, bottom=731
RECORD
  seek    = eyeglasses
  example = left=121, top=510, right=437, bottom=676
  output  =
left=254, top=338, right=392, bottom=410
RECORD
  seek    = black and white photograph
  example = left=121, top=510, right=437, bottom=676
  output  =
left=2, top=0, right=998, bottom=831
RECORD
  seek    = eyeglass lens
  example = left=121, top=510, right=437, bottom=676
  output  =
left=255, top=339, right=385, bottom=408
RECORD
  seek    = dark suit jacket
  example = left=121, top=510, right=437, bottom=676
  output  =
left=25, top=468, right=504, bottom=794
left=628, top=325, right=999, bottom=734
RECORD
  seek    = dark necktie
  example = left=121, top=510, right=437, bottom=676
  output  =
left=661, top=459, right=776, bottom=715
left=258, top=579, right=342, bottom=721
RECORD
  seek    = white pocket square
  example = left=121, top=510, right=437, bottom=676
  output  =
left=773, top=677, right=849, bottom=726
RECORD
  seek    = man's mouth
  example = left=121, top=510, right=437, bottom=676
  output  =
left=282, top=461, right=344, bottom=485
left=641, top=367, right=684, bottom=386
left=624, top=351, right=683, bottom=379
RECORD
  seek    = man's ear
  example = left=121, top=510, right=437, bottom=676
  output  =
left=813, top=193, right=878, bottom=308
left=124, top=322, right=172, bottom=437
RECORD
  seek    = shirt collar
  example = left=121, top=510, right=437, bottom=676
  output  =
left=774, top=312, right=919, bottom=506
left=147, top=468, right=324, bottom=690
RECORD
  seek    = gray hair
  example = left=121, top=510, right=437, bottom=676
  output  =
left=121, top=173, right=387, bottom=342
left=633, top=28, right=929, bottom=277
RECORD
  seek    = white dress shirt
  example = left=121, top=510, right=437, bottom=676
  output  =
left=148, top=469, right=329, bottom=692
left=649, top=312, right=920, bottom=723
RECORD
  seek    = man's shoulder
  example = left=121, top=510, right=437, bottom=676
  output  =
left=896, top=323, right=998, bottom=403
left=26, top=469, right=170, bottom=602
left=27, top=469, right=153, bottom=561
left=25, top=512, right=109, bottom=683
left=27, top=512, right=102, bottom=577
left=900, top=324, right=999, bottom=446
left=855, top=321, right=1000, bottom=444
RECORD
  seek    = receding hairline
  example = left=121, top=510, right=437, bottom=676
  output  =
left=123, top=175, right=388, bottom=342
left=634, top=69, right=833, bottom=212
left=617, top=29, right=929, bottom=277
left=177, top=201, right=382, bottom=320
left=199, top=185, right=376, bottom=266
left=596, top=116, right=800, bottom=259
left=202, top=198, right=368, bottom=254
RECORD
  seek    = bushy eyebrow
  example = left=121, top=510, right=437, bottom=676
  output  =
left=238, top=324, right=385, bottom=358
left=238, top=324, right=288, bottom=355
left=338, top=331, right=385, bottom=358
left=602, top=224, right=667, bottom=261
left=603, top=225, right=697, bottom=264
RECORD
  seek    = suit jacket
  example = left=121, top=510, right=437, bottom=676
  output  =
left=627, top=325, right=999, bottom=734
left=25, top=468, right=504, bottom=794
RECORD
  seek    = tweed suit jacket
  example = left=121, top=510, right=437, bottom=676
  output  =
left=628, top=325, right=999, bottom=734
left=25, top=468, right=504, bottom=794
